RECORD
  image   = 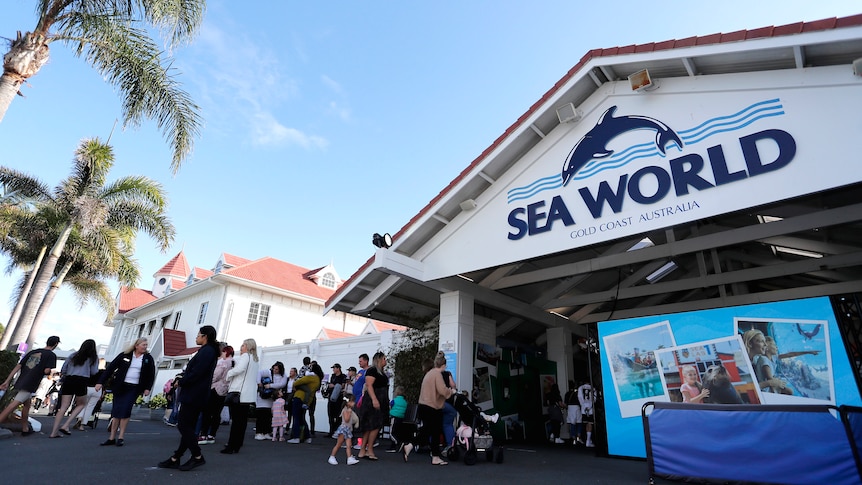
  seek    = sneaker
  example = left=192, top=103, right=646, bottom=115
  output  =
left=347, top=456, right=359, bottom=465
left=206, top=436, right=216, bottom=445
left=157, top=457, right=180, bottom=469
left=304, top=438, right=313, bottom=444
left=179, top=456, right=206, bottom=471
left=480, top=412, right=499, bottom=423
left=254, top=433, right=265, bottom=441
left=328, top=456, right=338, bottom=465
left=353, top=444, right=361, bottom=450
left=554, top=438, right=565, bottom=444
left=286, top=438, right=300, bottom=444
left=197, top=436, right=208, bottom=444
left=263, top=434, right=272, bottom=440
left=586, top=441, right=595, bottom=448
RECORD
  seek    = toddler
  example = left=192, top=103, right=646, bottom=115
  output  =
left=271, top=389, right=288, bottom=441
left=328, top=395, right=359, bottom=465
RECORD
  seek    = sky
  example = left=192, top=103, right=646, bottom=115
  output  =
left=0, top=1, right=858, bottom=353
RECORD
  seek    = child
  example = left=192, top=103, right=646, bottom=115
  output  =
left=271, top=389, right=288, bottom=441
left=388, top=386, right=408, bottom=452
left=328, top=395, right=359, bottom=465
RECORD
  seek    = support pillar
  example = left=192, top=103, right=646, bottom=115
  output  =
left=546, top=326, right=573, bottom=391
left=439, top=291, right=474, bottom=392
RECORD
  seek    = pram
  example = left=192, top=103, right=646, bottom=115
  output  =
left=446, top=392, right=503, bottom=465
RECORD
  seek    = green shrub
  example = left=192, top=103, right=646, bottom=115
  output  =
left=387, top=320, right=439, bottom=404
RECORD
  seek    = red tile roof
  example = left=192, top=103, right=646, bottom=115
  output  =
left=325, top=14, right=862, bottom=309
left=371, top=321, right=407, bottom=333
left=117, top=287, right=157, bottom=314
left=319, top=328, right=357, bottom=340
left=162, top=328, right=200, bottom=357
left=155, top=251, right=190, bottom=279
left=193, top=267, right=213, bottom=280
left=171, top=279, right=186, bottom=290
left=225, top=257, right=336, bottom=300
left=223, top=253, right=252, bottom=268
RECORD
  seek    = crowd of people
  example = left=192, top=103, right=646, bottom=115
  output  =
left=3, top=332, right=599, bottom=471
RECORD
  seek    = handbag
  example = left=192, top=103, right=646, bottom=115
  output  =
left=225, top=392, right=241, bottom=406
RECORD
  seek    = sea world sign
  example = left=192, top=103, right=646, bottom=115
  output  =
left=506, top=99, right=795, bottom=241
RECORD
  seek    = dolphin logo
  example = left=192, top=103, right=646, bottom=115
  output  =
left=561, top=106, right=683, bottom=186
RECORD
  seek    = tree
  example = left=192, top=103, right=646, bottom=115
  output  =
left=0, top=137, right=174, bottom=348
left=387, top=318, right=439, bottom=404
left=0, top=0, right=205, bottom=172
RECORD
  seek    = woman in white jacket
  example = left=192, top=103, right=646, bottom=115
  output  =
left=221, top=338, right=260, bottom=454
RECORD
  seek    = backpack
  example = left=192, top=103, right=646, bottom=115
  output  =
left=259, top=375, right=274, bottom=399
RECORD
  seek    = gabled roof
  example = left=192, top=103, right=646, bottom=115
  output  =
left=192, top=267, right=214, bottom=280
left=154, top=251, right=190, bottom=279
left=222, top=253, right=252, bottom=268
left=317, top=328, right=357, bottom=340
left=162, top=329, right=200, bottom=357
left=366, top=321, right=407, bottom=333
left=225, top=257, right=336, bottom=300
left=117, top=287, right=157, bottom=314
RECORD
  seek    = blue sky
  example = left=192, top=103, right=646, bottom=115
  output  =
left=1, top=1, right=858, bottom=352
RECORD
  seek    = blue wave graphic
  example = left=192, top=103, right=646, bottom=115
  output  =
left=507, top=99, right=784, bottom=204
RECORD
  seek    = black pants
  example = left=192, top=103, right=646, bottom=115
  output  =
left=327, top=399, right=341, bottom=434
left=173, top=401, right=204, bottom=458
left=226, top=402, right=249, bottom=450
left=200, top=391, right=225, bottom=438
left=255, top=406, right=272, bottom=435
left=416, top=404, right=444, bottom=457
left=290, top=397, right=308, bottom=440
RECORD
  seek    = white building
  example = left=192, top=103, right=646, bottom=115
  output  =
left=104, top=251, right=376, bottom=376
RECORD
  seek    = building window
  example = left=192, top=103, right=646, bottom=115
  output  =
left=197, top=302, right=208, bottom=324
left=247, top=302, right=271, bottom=327
left=147, top=319, right=156, bottom=335
left=321, top=272, right=336, bottom=289
left=173, top=311, right=182, bottom=330
left=137, top=324, right=145, bottom=339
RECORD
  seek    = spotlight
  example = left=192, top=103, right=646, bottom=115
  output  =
left=628, top=68, right=657, bottom=92
left=372, top=233, right=393, bottom=249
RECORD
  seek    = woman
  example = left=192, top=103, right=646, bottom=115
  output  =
left=254, top=361, right=287, bottom=440
left=96, top=337, right=156, bottom=446
left=287, top=363, right=322, bottom=443
left=357, top=352, right=390, bottom=460
left=285, top=367, right=297, bottom=428
left=406, top=351, right=454, bottom=465
left=222, top=338, right=260, bottom=454
left=544, top=383, right=565, bottom=443
left=198, top=345, right=234, bottom=445
left=49, top=339, right=99, bottom=438
left=743, top=329, right=787, bottom=393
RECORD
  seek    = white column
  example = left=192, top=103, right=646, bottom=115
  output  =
left=439, top=291, right=474, bottom=391
left=546, top=326, right=572, bottom=390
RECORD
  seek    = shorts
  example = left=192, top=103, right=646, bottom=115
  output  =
left=60, top=376, right=89, bottom=397
left=581, top=411, right=595, bottom=423
left=15, top=390, right=34, bottom=402
left=566, top=405, right=582, bottom=424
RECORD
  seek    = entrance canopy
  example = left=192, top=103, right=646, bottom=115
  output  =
left=326, top=16, right=862, bottom=348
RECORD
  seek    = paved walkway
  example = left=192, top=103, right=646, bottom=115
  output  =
left=2, top=413, right=653, bottom=484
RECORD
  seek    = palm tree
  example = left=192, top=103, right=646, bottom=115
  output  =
left=0, top=137, right=174, bottom=348
left=0, top=1, right=205, bottom=172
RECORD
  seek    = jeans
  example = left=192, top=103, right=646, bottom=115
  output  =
left=442, top=402, right=457, bottom=447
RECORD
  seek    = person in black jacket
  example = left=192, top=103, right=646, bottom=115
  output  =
left=96, top=337, right=156, bottom=447
left=158, top=325, right=220, bottom=471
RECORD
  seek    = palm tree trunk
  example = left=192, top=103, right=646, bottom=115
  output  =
left=6, top=223, right=72, bottom=347
left=0, top=32, right=50, bottom=123
left=0, top=245, right=47, bottom=350
left=26, top=259, right=73, bottom=349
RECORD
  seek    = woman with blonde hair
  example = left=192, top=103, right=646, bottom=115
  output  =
left=405, top=351, right=454, bottom=465
left=96, top=337, right=156, bottom=447
left=222, top=338, right=260, bottom=454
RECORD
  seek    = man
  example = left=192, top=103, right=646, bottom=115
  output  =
left=326, top=363, right=348, bottom=437
left=344, top=366, right=357, bottom=397
left=352, top=354, right=370, bottom=450
left=158, top=326, right=219, bottom=471
left=0, top=336, right=60, bottom=435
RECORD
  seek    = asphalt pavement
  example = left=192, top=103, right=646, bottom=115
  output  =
left=2, top=412, right=652, bottom=484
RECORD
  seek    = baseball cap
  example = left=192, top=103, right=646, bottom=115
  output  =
left=347, top=366, right=357, bottom=372
left=331, top=363, right=341, bottom=369
left=47, top=336, right=61, bottom=346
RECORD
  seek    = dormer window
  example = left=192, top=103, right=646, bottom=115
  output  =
left=158, top=277, right=167, bottom=285
left=321, top=272, right=336, bottom=289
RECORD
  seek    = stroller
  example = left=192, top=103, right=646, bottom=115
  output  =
left=446, top=392, right=503, bottom=465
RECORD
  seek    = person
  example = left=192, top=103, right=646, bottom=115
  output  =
left=222, top=338, right=260, bottom=454
left=328, top=394, right=360, bottom=465
left=255, top=361, right=286, bottom=440
left=32, top=374, right=53, bottom=412
left=440, top=364, right=458, bottom=453
left=199, top=344, right=233, bottom=445
left=405, top=351, right=453, bottom=465
left=271, top=389, right=288, bottom=441
left=285, top=367, right=297, bottom=428
left=357, top=352, right=389, bottom=461
left=288, top=362, right=322, bottom=443
left=158, top=325, right=220, bottom=471
left=564, top=380, right=582, bottom=444
left=344, top=366, right=357, bottom=397
left=49, top=339, right=99, bottom=438
left=763, top=336, right=819, bottom=395
left=578, top=380, right=595, bottom=448
left=97, top=337, right=156, bottom=447
left=46, top=372, right=61, bottom=415
left=679, top=365, right=710, bottom=403
left=351, top=354, right=370, bottom=451
left=165, top=373, right=182, bottom=426
left=388, top=385, right=409, bottom=452
left=744, top=329, right=791, bottom=394
left=545, top=383, right=565, bottom=444
left=0, top=336, right=60, bottom=435
left=75, top=367, right=104, bottom=430
left=326, top=363, right=348, bottom=437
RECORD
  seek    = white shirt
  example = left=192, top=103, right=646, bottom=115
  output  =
left=125, top=353, right=143, bottom=385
